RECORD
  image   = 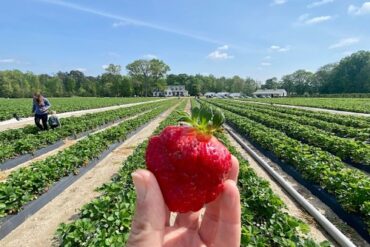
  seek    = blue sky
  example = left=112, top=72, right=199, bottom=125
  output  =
left=1, top=0, right=370, bottom=82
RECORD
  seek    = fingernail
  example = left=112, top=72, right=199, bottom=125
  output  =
left=132, top=171, right=147, bottom=203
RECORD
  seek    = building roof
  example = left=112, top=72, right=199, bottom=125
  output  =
left=253, top=89, right=287, bottom=94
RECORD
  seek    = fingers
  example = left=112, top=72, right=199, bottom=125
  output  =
left=228, top=155, right=239, bottom=182
left=174, top=211, right=201, bottom=230
left=127, top=169, right=167, bottom=247
left=199, top=155, right=239, bottom=245
left=213, top=180, right=241, bottom=247
left=198, top=196, right=221, bottom=245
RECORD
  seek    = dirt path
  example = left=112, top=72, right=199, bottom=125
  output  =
left=0, top=103, right=179, bottom=247
left=224, top=126, right=368, bottom=246
left=0, top=99, right=168, bottom=132
left=0, top=110, right=151, bottom=182
left=236, top=100, right=370, bottom=117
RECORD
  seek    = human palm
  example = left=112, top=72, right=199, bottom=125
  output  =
left=127, top=156, right=240, bottom=247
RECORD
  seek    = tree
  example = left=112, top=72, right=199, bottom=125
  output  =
left=126, top=59, right=170, bottom=96
left=263, top=77, right=279, bottom=90
left=243, top=77, right=258, bottom=95
left=105, top=64, right=122, bottom=75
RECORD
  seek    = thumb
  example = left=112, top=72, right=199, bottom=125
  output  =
left=127, top=169, right=167, bottom=247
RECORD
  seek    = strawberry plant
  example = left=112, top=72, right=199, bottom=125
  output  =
left=216, top=99, right=370, bottom=142
left=203, top=101, right=370, bottom=234
left=210, top=100, right=370, bottom=165
left=55, top=100, right=329, bottom=246
left=0, top=100, right=174, bottom=218
left=0, top=100, right=167, bottom=164
left=0, top=97, right=160, bottom=121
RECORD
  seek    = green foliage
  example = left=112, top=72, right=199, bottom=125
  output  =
left=56, top=99, right=328, bottom=246
left=246, top=97, right=370, bottom=114
left=0, top=97, right=157, bottom=121
left=204, top=99, right=370, bottom=234
left=0, top=101, right=174, bottom=218
left=210, top=100, right=370, bottom=165
left=0, top=100, right=168, bottom=163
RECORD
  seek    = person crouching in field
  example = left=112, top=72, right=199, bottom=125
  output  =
left=48, top=111, right=61, bottom=129
left=32, top=93, right=51, bottom=131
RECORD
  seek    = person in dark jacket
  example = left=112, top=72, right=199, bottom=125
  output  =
left=32, top=93, right=51, bottom=130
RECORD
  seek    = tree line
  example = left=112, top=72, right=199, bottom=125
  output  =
left=0, top=60, right=258, bottom=98
left=0, top=50, right=369, bottom=98
left=262, top=50, right=370, bottom=95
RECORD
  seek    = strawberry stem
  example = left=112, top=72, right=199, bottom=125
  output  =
left=177, top=105, right=225, bottom=134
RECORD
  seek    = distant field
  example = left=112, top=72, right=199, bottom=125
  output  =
left=0, top=97, right=159, bottom=121
left=242, top=97, right=370, bottom=114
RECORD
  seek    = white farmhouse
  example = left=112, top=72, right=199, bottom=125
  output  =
left=153, top=85, right=189, bottom=97
left=253, top=89, right=287, bottom=98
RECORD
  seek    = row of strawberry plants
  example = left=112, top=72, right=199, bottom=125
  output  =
left=0, top=101, right=174, bottom=218
left=0, top=97, right=159, bottom=121
left=237, top=100, right=370, bottom=129
left=214, top=99, right=369, bottom=142
left=205, top=102, right=370, bottom=234
left=0, top=101, right=167, bottom=163
left=240, top=98, right=370, bottom=114
left=210, top=100, right=370, bottom=166
left=55, top=100, right=327, bottom=246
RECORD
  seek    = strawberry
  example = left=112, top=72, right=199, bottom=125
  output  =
left=145, top=105, right=232, bottom=213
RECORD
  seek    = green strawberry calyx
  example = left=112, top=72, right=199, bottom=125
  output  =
left=177, top=105, right=225, bottom=135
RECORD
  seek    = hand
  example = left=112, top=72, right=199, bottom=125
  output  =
left=127, top=156, right=240, bottom=247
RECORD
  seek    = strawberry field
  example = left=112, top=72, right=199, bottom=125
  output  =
left=205, top=98, right=370, bottom=241
left=242, top=97, right=370, bottom=114
left=0, top=97, right=369, bottom=246
left=0, top=97, right=158, bottom=121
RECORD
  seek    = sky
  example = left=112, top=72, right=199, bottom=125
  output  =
left=1, top=0, right=370, bottom=82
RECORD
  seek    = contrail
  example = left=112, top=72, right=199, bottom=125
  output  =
left=36, top=0, right=225, bottom=45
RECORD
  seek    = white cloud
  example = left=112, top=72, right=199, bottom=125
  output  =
left=261, top=62, right=271, bottom=66
left=329, top=38, right=359, bottom=49
left=75, top=68, right=87, bottom=72
left=264, top=56, right=272, bottom=60
left=0, top=58, right=17, bottom=64
left=307, top=0, right=334, bottom=8
left=270, top=45, right=290, bottom=52
left=271, top=0, right=287, bottom=6
left=112, top=20, right=131, bottom=28
left=102, top=64, right=109, bottom=70
left=207, top=45, right=234, bottom=60
left=304, top=15, right=332, bottom=24
left=207, top=50, right=234, bottom=60
left=217, top=45, right=229, bottom=50
left=348, top=2, right=370, bottom=15
left=143, top=54, right=158, bottom=59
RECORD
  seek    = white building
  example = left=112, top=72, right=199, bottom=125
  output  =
left=153, top=85, right=189, bottom=97
left=229, top=93, right=242, bottom=98
left=205, top=92, right=216, bottom=98
left=216, top=92, right=230, bottom=98
left=253, top=89, right=287, bottom=98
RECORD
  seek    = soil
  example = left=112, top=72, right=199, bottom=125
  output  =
left=0, top=102, right=179, bottom=247
left=0, top=99, right=168, bottom=132
left=224, top=125, right=369, bottom=247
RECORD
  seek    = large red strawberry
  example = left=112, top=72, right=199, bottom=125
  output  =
left=145, top=105, right=232, bottom=212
